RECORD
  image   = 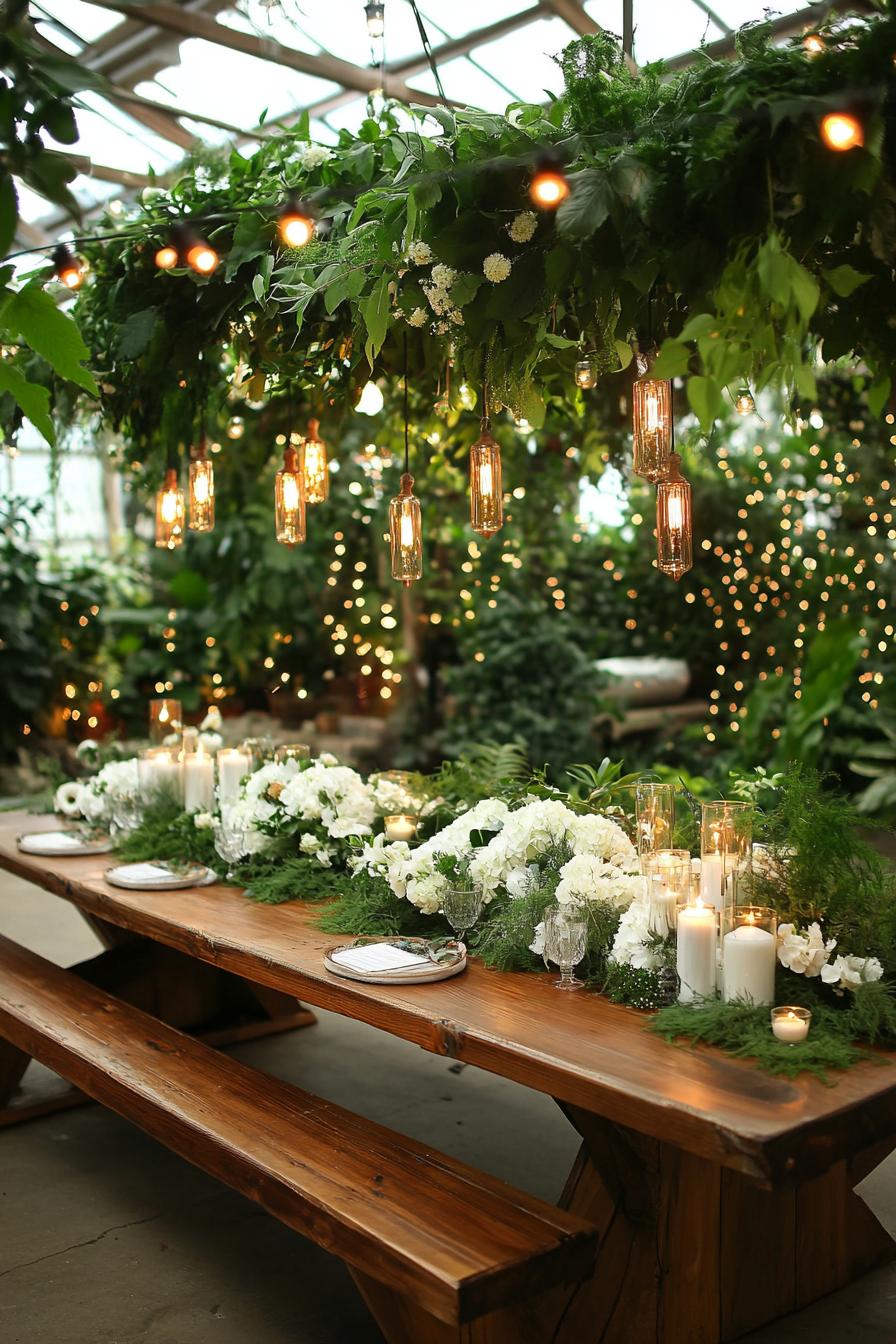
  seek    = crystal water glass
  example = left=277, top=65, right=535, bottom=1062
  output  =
left=441, top=885, right=485, bottom=946
left=111, top=792, right=142, bottom=838
left=213, top=817, right=247, bottom=881
left=543, top=905, right=587, bottom=991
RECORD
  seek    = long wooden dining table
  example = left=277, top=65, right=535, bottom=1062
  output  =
left=0, top=811, right=894, bottom=1344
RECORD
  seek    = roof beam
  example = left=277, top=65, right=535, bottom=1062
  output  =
left=663, top=0, right=874, bottom=73
left=55, top=151, right=159, bottom=190
left=541, top=0, right=600, bottom=37
left=84, top=1, right=462, bottom=109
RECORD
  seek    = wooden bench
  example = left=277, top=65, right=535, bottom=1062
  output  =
left=0, top=933, right=598, bottom=1336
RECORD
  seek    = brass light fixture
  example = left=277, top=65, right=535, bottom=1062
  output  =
left=656, top=453, right=693, bottom=581
left=302, top=418, right=329, bottom=503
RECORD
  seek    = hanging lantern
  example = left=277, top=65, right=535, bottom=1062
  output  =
left=734, top=387, right=755, bottom=416
left=632, top=365, right=673, bottom=482
left=188, top=441, right=215, bottom=532
left=574, top=357, right=596, bottom=389
left=274, top=438, right=306, bottom=546
left=302, top=418, right=329, bottom=503
left=390, top=473, right=422, bottom=586
left=155, top=469, right=185, bottom=549
left=656, top=453, right=693, bottom=581
left=52, top=244, right=86, bottom=290
left=470, top=420, right=503, bottom=539
left=364, top=1, right=385, bottom=39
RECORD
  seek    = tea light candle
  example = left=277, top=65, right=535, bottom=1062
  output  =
left=217, top=748, right=251, bottom=807
left=183, top=747, right=215, bottom=812
left=723, top=920, right=775, bottom=1005
left=384, top=814, right=417, bottom=842
left=676, top=899, right=717, bottom=1002
left=771, top=1006, right=811, bottom=1043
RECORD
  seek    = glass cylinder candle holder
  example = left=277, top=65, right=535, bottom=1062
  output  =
left=771, top=1005, right=811, bottom=1044
left=675, top=896, right=718, bottom=1003
left=642, top=849, right=691, bottom=937
left=700, top=801, right=752, bottom=910
left=390, top=472, right=423, bottom=586
left=635, top=781, right=675, bottom=855
left=722, top=906, right=777, bottom=1005
left=149, top=697, right=182, bottom=744
left=302, top=419, right=329, bottom=504
left=469, top=420, right=503, bottom=539
left=240, top=736, right=274, bottom=768
left=217, top=747, right=252, bottom=808
left=138, top=747, right=183, bottom=804
left=273, top=742, right=311, bottom=764
left=632, top=373, right=672, bottom=482
left=384, top=814, right=418, bottom=842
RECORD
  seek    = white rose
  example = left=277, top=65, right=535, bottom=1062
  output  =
left=194, top=812, right=214, bottom=830
left=483, top=253, right=512, bottom=284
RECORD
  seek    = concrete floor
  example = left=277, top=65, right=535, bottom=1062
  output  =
left=1, top=874, right=895, bottom=1344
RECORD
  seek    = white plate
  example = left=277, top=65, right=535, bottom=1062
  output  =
left=324, top=937, right=466, bottom=985
left=104, top=862, right=217, bottom=891
left=17, top=830, right=113, bottom=857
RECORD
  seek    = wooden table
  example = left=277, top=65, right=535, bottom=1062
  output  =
left=1, top=812, right=894, bottom=1343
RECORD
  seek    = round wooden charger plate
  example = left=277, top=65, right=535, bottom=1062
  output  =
left=104, top=862, right=217, bottom=891
left=17, top=830, right=114, bottom=857
left=324, top=936, right=467, bottom=985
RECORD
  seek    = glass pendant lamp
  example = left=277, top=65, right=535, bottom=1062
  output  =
left=188, top=440, right=215, bottom=532
left=302, top=418, right=329, bottom=504
left=470, top=417, right=503, bottom=539
left=155, top=469, right=185, bottom=549
left=633, top=364, right=673, bottom=482
left=275, top=436, right=306, bottom=546
left=656, top=453, right=693, bottom=580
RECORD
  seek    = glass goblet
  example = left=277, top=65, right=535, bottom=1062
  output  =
left=441, top=885, right=485, bottom=947
left=111, top=792, right=142, bottom=839
left=213, top=819, right=247, bottom=881
left=543, top=905, right=587, bottom=991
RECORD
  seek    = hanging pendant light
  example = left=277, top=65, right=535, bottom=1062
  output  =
left=277, top=196, right=315, bottom=249
left=188, top=439, right=215, bottom=532
left=656, top=453, right=693, bottom=581
left=52, top=244, right=86, bottom=289
left=155, top=469, right=185, bottom=549
left=302, top=418, right=329, bottom=504
left=389, top=333, right=422, bottom=585
left=364, top=0, right=385, bottom=39
left=632, top=351, right=673, bottom=482
left=574, top=357, right=596, bottom=389
left=275, top=436, right=306, bottom=546
left=470, top=381, right=503, bottom=538
left=734, top=386, right=755, bottom=416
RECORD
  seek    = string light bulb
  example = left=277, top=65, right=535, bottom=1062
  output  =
left=656, top=453, right=693, bottom=581
left=52, top=244, right=85, bottom=289
left=632, top=360, right=673, bottom=482
left=529, top=158, right=569, bottom=209
left=802, top=32, right=825, bottom=55
left=188, top=440, right=215, bottom=532
left=364, top=1, right=385, bottom=39
left=278, top=197, right=315, bottom=248
left=154, top=242, right=179, bottom=270
left=390, top=473, right=423, bottom=585
left=185, top=236, right=219, bottom=274
left=302, top=419, right=329, bottom=503
left=470, top=418, right=503, bottom=539
left=274, top=437, right=306, bottom=546
left=820, top=110, right=864, bottom=152
left=735, top=387, right=756, bottom=415
left=155, top=469, right=185, bottom=549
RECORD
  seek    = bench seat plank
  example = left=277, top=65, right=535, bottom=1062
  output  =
left=0, top=934, right=596, bottom=1325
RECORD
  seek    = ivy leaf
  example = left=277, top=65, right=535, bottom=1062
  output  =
left=0, top=361, right=54, bottom=444
left=825, top=264, right=871, bottom=297
left=116, top=308, right=158, bottom=360
left=4, top=282, right=97, bottom=394
left=687, top=374, right=722, bottom=431
left=361, top=274, right=390, bottom=366
left=556, top=169, right=612, bottom=240
left=649, top=339, right=690, bottom=379
left=867, top=373, right=891, bottom=418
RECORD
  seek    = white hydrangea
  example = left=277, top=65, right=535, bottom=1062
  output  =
left=199, top=706, right=223, bottom=732
left=470, top=800, right=635, bottom=898
left=296, top=143, right=332, bottom=170
left=555, top=853, right=644, bottom=911
left=407, top=307, right=427, bottom=327
left=75, top=758, right=140, bottom=825
left=242, top=759, right=302, bottom=827
left=508, top=211, right=537, bottom=243
left=407, top=241, right=433, bottom=265
left=279, top=761, right=375, bottom=838
left=777, top=921, right=835, bottom=977
left=220, top=799, right=274, bottom=857
left=483, top=253, right=512, bottom=284
left=193, top=811, right=214, bottom=830
left=430, top=263, right=456, bottom=290
left=821, top=954, right=884, bottom=992
left=610, top=896, right=662, bottom=970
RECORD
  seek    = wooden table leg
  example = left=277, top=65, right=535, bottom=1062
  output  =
left=553, top=1102, right=896, bottom=1344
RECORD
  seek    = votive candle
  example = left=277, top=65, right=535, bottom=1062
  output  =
left=384, top=814, right=418, bottom=842
left=771, top=1006, right=811, bottom=1043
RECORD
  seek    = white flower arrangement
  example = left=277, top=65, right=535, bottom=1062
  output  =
left=555, top=853, right=645, bottom=911
left=55, top=758, right=140, bottom=826
left=278, top=761, right=375, bottom=838
left=483, top=252, right=512, bottom=283
left=469, top=800, right=636, bottom=898
left=406, top=240, right=432, bottom=265
left=777, top=921, right=884, bottom=993
left=296, top=143, right=332, bottom=170
left=508, top=211, right=537, bottom=243
left=609, top=896, right=663, bottom=970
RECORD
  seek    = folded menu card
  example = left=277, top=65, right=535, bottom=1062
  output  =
left=20, top=831, right=91, bottom=853
left=329, top=943, right=432, bottom=974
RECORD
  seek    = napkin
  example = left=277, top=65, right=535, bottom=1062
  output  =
left=330, top=943, right=432, bottom=974
left=111, top=862, right=177, bottom=883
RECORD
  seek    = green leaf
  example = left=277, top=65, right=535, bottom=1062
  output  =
left=756, top=235, right=791, bottom=305
left=4, top=282, right=97, bottom=394
left=448, top=272, right=481, bottom=308
left=678, top=312, right=716, bottom=342
left=0, top=175, right=18, bottom=259
left=168, top=568, right=210, bottom=610
left=225, top=209, right=269, bottom=281
left=867, top=374, right=891, bottom=418
left=0, top=361, right=54, bottom=444
left=251, top=253, right=274, bottom=303
left=360, top=274, right=391, bottom=367
left=614, top=340, right=633, bottom=370
left=825, top=264, right=871, bottom=298
left=786, top=257, right=820, bottom=323
left=556, top=169, right=612, bottom=240
left=115, top=308, right=158, bottom=360
left=544, top=332, right=577, bottom=349
left=686, top=374, right=722, bottom=431
left=649, top=339, right=690, bottom=379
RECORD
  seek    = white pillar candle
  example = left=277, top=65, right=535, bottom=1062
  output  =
left=771, top=1008, right=810, bottom=1043
left=183, top=749, right=215, bottom=813
left=650, top=889, right=679, bottom=937
left=676, top=901, right=717, bottom=1002
left=723, top=923, right=776, bottom=1004
left=699, top=853, right=723, bottom=909
left=384, top=814, right=417, bottom=842
left=217, top=749, right=251, bottom=807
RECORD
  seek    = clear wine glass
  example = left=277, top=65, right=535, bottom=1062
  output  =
left=441, top=885, right=485, bottom=947
left=111, top=792, right=142, bottom=839
left=213, top=818, right=247, bottom=881
left=543, top=905, right=587, bottom=991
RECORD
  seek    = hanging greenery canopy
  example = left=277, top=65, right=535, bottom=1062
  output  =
left=14, top=10, right=894, bottom=462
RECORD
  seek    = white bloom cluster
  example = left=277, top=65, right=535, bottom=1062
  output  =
left=369, top=773, right=425, bottom=816
left=469, top=800, right=636, bottom=898
left=279, top=761, right=375, bottom=838
left=55, top=758, right=139, bottom=826
left=555, top=853, right=644, bottom=911
left=407, top=307, right=427, bottom=327
left=296, top=143, right=332, bottom=170
left=430, top=263, right=456, bottom=289
left=610, top=896, right=663, bottom=970
left=483, top=252, right=512, bottom=283
left=776, top=921, right=884, bottom=993
left=406, top=240, right=432, bottom=265
left=508, top=211, right=537, bottom=243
